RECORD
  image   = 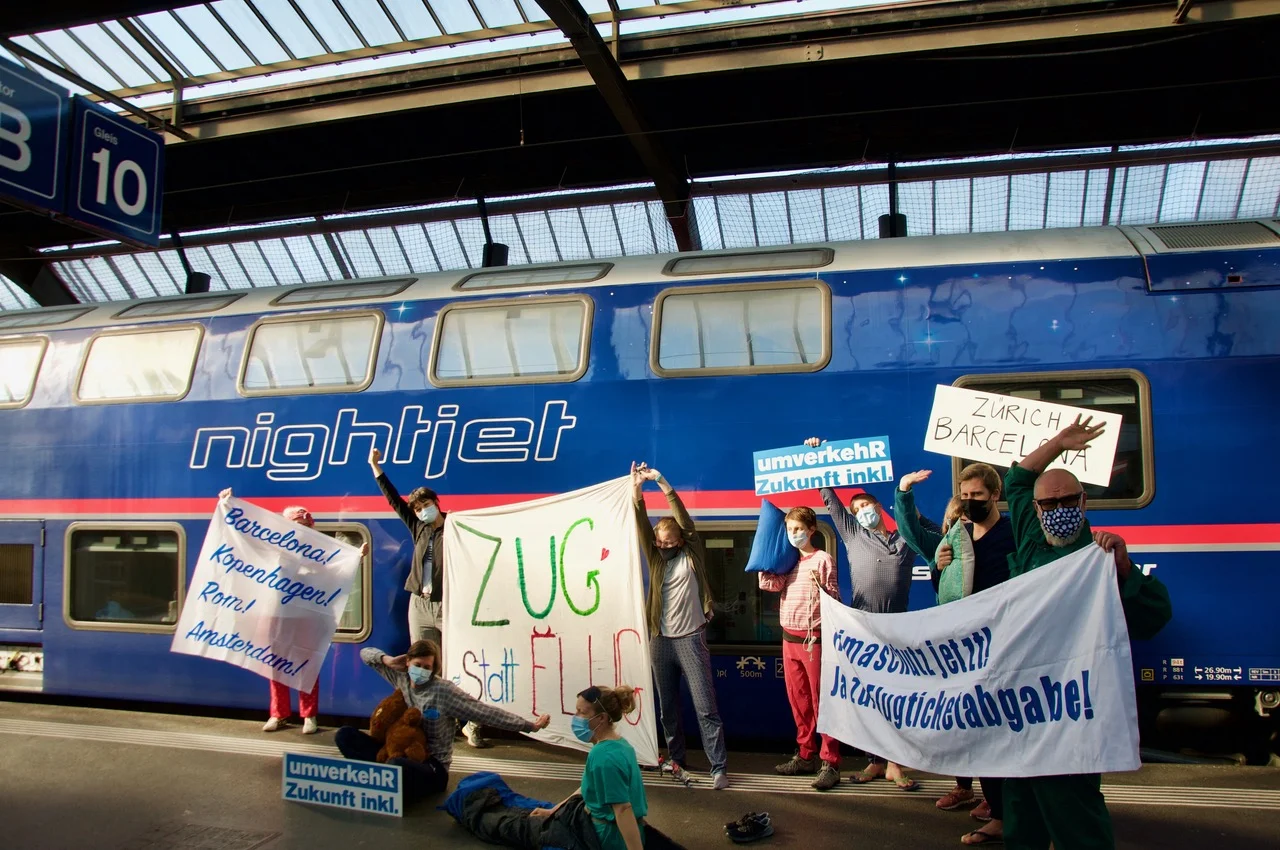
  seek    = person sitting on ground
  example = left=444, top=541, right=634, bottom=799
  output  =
left=758, top=507, right=842, bottom=791
left=899, top=464, right=1015, bottom=844
left=991, top=417, right=1172, bottom=850
left=336, top=640, right=551, bottom=801
left=804, top=438, right=939, bottom=791
left=531, top=686, right=648, bottom=850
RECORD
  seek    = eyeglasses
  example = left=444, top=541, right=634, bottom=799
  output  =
left=1034, top=492, right=1084, bottom=511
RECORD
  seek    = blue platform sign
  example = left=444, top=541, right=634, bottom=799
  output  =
left=69, top=96, right=164, bottom=246
left=0, top=56, right=71, bottom=214
left=282, top=752, right=403, bottom=817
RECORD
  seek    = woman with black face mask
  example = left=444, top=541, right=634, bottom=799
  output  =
left=895, top=463, right=1016, bottom=845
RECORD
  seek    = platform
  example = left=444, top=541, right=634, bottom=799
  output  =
left=1, top=701, right=1277, bottom=849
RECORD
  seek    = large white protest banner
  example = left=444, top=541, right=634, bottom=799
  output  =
left=818, top=545, right=1140, bottom=777
left=923, top=384, right=1122, bottom=487
left=171, top=497, right=362, bottom=693
left=443, top=477, right=659, bottom=765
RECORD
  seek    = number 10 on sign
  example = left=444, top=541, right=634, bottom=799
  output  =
left=70, top=97, right=164, bottom=247
left=89, top=147, right=148, bottom=216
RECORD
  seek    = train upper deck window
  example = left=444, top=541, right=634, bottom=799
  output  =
left=240, top=312, right=383, bottom=396
left=430, top=295, right=592, bottom=387
left=0, top=306, right=92, bottom=330
left=316, top=525, right=371, bottom=642
left=0, top=337, right=48, bottom=409
left=64, top=525, right=184, bottom=633
left=114, top=292, right=243, bottom=319
left=952, top=371, right=1153, bottom=509
left=456, top=263, right=612, bottom=291
left=271, top=278, right=415, bottom=306
left=652, top=281, right=831, bottom=377
left=662, top=248, right=834, bottom=277
left=76, top=326, right=204, bottom=404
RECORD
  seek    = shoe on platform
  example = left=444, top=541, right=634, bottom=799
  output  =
left=812, top=762, right=841, bottom=791
left=302, top=717, right=319, bottom=735
left=263, top=717, right=285, bottom=732
left=937, top=786, right=977, bottom=810
left=464, top=721, right=490, bottom=748
left=712, top=771, right=730, bottom=790
left=775, top=754, right=819, bottom=776
left=970, top=800, right=993, bottom=822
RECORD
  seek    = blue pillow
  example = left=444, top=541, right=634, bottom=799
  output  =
left=440, top=772, right=553, bottom=821
left=744, top=500, right=799, bottom=575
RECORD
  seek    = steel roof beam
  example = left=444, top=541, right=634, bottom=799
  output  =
left=0, top=254, right=79, bottom=306
left=534, top=0, right=695, bottom=251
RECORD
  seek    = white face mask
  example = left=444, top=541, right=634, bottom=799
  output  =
left=416, top=504, right=439, bottom=523
left=787, top=529, right=811, bottom=548
left=856, top=505, right=880, bottom=529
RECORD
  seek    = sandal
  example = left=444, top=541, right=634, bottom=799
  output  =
left=961, top=830, right=1003, bottom=845
left=893, top=777, right=921, bottom=792
left=854, top=766, right=884, bottom=784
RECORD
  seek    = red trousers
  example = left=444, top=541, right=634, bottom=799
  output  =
left=269, top=678, right=319, bottom=719
left=782, top=632, right=840, bottom=765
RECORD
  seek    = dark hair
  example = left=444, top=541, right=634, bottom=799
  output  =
left=408, top=487, right=439, bottom=508
left=785, top=506, right=817, bottom=528
left=405, top=639, right=442, bottom=675
left=578, top=685, right=637, bottom=722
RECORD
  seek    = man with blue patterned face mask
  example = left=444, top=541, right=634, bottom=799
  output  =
left=1000, top=417, right=1172, bottom=850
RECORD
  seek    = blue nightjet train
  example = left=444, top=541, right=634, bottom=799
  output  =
left=1, top=219, right=1277, bottom=759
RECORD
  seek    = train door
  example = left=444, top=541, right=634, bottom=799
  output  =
left=0, top=520, right=44, bottom=631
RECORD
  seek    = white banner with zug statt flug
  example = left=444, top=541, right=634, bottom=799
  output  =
left=818, top=544, right=1140, bottom=777
left=170, top=497, right=361, bottom=692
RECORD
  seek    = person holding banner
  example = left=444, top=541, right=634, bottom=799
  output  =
left=368, top=447, right=488, bottom=750
left=338, top=640, right=551, bottom=801
left=898, top=465, right=1015, bottom=844
left=987, top=417, right=1172, bottom=850
left=631, top=462, right=730, bottom=790
left=758, top=506, right=843, bottom=791
left=804, top=438, right=939, bottom=791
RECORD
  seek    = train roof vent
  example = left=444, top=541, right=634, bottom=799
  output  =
left=1145, top=221, right=1280, bottom=251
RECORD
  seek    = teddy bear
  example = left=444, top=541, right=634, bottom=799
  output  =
left=368, top=689, right=429, bottom=764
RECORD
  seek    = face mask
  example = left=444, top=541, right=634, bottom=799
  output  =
left=963, top=499, right=992, bottom=523
left=856, top=506, right=880, bottom=529
left=1040, top=504, right=1084, bottom=543
left=408, top=665, right=433, bottom=686
left=787, top=529, right=811, bottom=548
left=659, top=545, right=682, bottom=562
left=570, top=715, right=597, bottom=743
left=416, top=505, right=439, bottom=523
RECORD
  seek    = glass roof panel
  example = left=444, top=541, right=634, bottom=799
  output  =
left=382, top=0, right=445, bottom=38
left=172, top=5, right=255, bottom=69
left=65, top=25, right=154, bottom=88
left=0, top=276, right=40, bottom=312
left=252, top=0, right=329, bottom=58
left=430, top=1, right=484, bottom=35
left=27, top=29, right=123, bottom=90
left=473, top=0, right=527, bottom=28
left=336, top=0, right=404, bottom=46
left=305, top=0, right=365, bottom=53
left=135, top=12, right=221, bottom=77
left=515, top=0, right=551, bottom=22
left=210, top=0, right=292, bottom=64
left=100, top=20, right=171, bottom=80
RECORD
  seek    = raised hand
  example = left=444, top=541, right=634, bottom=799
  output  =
left=359, top=542, right=370, bottom=557
left=218, top=488, right=233, bottom=502
left=383, top=654, right=408, bottom=671
left=899, top=470, right=932, bottom=492
left=804, top=437, right=823, bottom=448
left=369, top=447, right=383, bottom=465
left=1059, top=415, right=1105, bottom=451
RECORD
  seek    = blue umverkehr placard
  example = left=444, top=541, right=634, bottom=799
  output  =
left=282, top=752, right=404, bottom=817
left=69, top=96, right=164, bottom=246
left=753, top=437, right=893, bottom=496
left=0, top=56, right=71, bottom=213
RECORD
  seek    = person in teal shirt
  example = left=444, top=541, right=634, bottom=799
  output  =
left=987, top=417, right=1173, bottom=850
left=532, top=685, right=648, bottom=850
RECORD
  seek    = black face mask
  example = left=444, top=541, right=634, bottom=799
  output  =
left=659, top=546, right=682, bottom=562
left=963, top=498, right=992, bottom=523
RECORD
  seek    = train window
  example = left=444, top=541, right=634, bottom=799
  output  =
left=315, top=524, right=372, bottom=643
left=114, top=292, right=243, bottom=319
left=430, top=295, right=592, bottom=387
left=240, top=311, right=384, bottom=396
left=0, top=306, right=92, bottom=330
left=699, top=521, right=838, bottom=649
left=662, top=248, right=833, bottom=277
left=76, top=326, right=204, bottom=404
left=0, top=337, right=48, bottom=409
left=455, top=263, right=612, bottom=291
left=651, top=281, right=831, bottom=377
left=270, top=278, right=415, bottom=306
left=64, top=525, right=184, bottom=633
left=952, top=370, right=1153, bottom=509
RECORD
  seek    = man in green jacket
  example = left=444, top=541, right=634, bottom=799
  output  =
left=631, top=462, right=728, bottom=790
left=998, top=418, right=1172, bottom=849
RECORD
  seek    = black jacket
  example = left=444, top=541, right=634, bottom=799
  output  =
left=376, top=472, right=445, bottom=602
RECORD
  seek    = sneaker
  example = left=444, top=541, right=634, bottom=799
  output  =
left=262, top=717, right=285, bottom=733
left=712, top=772, right=730, bottom=791
left=662, top=760, right=692, bottom=786
left=302, top=717, right=319, bottom=735
left=727, top=820, right=774, bottom=844
left=937, top=786, right=977, bottom=810
left=971, top=799, right=993, bottom=822
left=463, top=721, right=490, bottom=748
left=775, top=754, right=819, bottom=776
left=724, top=813, right=770, bottom=832
left=811, top=762, right=840, bottom=791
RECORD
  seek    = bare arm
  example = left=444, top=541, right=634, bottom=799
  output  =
left=612, top=803, right=644, bottom=850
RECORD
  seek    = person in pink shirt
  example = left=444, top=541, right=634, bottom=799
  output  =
left=758, top=506, right=842, bottom=790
